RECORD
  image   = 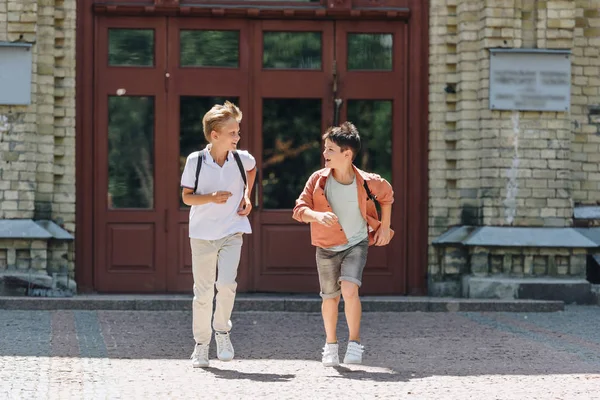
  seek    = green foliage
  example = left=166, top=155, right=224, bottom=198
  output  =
left=348, top=100, right=393, bottom=183
left=180, top=31, right=239, bottom=67
left=347, top=34, right=393, bottom=71
left=263, top=32, right=322, bottom=69
left=262, top=99, right=322, bottom=209
left=108, top=97, right=155, bottom=209
left=108, top=29, right=154, bottom=66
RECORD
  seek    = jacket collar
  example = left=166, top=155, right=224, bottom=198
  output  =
left=318, top=165, right=367, bottom=186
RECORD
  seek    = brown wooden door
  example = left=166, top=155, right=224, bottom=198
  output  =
left=250, top=20, right=334, bottom=293
left=94, top=17, right=169, bottom=292
left=165, top=18, right=252, bottom=292
left=335, top=21, right=408, bottom=294
left=251, top=20, right=408, bottom=294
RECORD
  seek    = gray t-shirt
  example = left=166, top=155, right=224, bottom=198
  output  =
left=324, top=175, right=368, bottom=252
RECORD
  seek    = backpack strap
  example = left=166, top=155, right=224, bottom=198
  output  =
left=193, top=150, right=206, bottom=194
left=363, top=180, right=376, bottom=202
left=363, top=180, right=381, bottom=220
left=193, top=150, right=247, bottom=194
left=232, top=150, right=248, bottom=189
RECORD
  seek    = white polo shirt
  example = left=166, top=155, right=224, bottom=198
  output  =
left=180, top=145, right=256, bottom=240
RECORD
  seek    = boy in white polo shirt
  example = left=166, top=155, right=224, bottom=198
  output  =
left=180, top=101, right=256, bottom=368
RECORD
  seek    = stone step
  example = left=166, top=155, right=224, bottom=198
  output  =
left=0, top=294, right=563, bottom=312
left=463, top=276, right=593, bottom=304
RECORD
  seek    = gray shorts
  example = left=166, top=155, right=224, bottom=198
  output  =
left=315, top=239, right=369, bottom=299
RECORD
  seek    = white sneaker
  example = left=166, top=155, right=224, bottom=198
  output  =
left=343, top=341, right=364, bottom=364
left=215, top=332, right=235, bottom=361
left=191, top=343, right=209, bottom=368
left=322, top=343, right=340, bottom=367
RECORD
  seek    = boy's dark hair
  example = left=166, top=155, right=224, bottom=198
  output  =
left=322, top=121, right=361, bottom=160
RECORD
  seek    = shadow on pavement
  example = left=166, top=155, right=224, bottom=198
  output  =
left=331, top=365, right=409, bottom=382
left=205, top=367, right=295, bottom=382
left=2, top=307, right=600, bottom=380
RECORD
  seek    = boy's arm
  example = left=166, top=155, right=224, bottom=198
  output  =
left=245, top=167, right=257, bottom=199
left=293, top=173, right=338, bottom=226
left=182, top=188, right=231, bottom=206
left=180, top=153, right=232, bottom=206
left=371, top=175, right=394, bottom=245
left=292, top=176, right=315, bottom=223
left=237, top=166, right=256, bottom=216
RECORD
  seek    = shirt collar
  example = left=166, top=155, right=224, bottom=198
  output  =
left=204, top=144, right=231, bottom=163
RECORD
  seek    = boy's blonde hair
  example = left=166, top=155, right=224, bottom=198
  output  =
left=202, top=101, right=243, bottom=143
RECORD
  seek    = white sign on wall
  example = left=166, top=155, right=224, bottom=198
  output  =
left=489, top=49, right=571, bottom=112
left=0, top=42, right=33, bottom=105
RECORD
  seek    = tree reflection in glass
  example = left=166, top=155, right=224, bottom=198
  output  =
left=347, top=33, right=393, bottom=71
left=347, top=100, right=392, bottom=183
left=263, top=32, right=322, bottom=69
left=180, top=30, right=239, bottom=67
left=108, top=29, right=154, bottom=67
left=108, top=96, right=155, bottom=209
left=262, top=99, right=322, bottom=209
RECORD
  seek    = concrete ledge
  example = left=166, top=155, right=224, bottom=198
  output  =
left=433, top=226, right=598, bottom=248
left=0, top=294, right=564, bottom=312
left=463, top=277, right=592, bottom=305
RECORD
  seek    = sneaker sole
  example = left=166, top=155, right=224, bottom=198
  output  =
left=343, top=359, right=362, bottom=365
left=192, top=363, right=209, bottom=368
left=322, top=361, right=340, bottom=367
left=217, top=356, right=234, bottom=362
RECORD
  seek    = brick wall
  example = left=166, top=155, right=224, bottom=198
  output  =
left=429, top=0, right=600, bottom=283
left=0, top=0, right=76, bottom=274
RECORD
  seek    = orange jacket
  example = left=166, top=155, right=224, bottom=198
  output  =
left=292, top=166, right=394, bottom=248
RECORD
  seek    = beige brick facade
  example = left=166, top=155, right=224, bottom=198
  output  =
left=429, top=0, right=600, bottom=297
left=0, top=0, right=76, bottom=279
left=1, top=1, right=598, bottom=297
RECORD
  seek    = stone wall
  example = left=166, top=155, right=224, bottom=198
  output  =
left=429, top=0, right=600, bottom=290
left=0, top=0, right=77, bottom=276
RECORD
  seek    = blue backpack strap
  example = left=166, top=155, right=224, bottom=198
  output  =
left=193, top=150, right=206, bottom=194
left=232, top=150, right=247, bottom=189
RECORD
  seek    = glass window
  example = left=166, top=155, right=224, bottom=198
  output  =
left=108, top=96, right=155, bottom=209
left=347, top=33, right=393, bottom=71
left=263, top=32, right=322, bottom=69
left=108, top=29, right=154, bottom=67
left=262, top=98, right=322, bottom=209
left=180, top=30, right=240, bottom=67
left=346, top=100, right=392, bottom=182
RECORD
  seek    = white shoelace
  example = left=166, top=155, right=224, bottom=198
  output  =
left=191, top=344, right=208, bottom=360
left=216, top=333, right=233, bottom=352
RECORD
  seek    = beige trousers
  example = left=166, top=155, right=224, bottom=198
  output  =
left=190, top=232, right=243, bottom=345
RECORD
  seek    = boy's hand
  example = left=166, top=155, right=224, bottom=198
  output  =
left=211, top=191, right=232, bottom=204
left=237, top=195, right=252, bottom=216
left=316, top=212, right=338, bottom=227
left=374, top=226, right=392, bottom=246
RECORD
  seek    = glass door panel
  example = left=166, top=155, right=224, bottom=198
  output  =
left=94, top=16, right=168, bottom=293
left=261, top=98, right=322, bottom=210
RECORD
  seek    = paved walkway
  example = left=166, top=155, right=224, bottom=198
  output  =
left=1, top=306, right=600, bottom=399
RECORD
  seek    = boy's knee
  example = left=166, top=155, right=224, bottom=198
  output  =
left=215, top=281, right=237, bottom=293
left=340, top=281, right=359, bottom=299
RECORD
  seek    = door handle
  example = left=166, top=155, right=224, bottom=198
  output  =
left=333, top=98, right=343, bottom=126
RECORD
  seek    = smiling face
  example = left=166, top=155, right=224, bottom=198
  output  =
left=211, top=118, right=240, bottom=151
left=323, top=138, right=353, bottom=170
